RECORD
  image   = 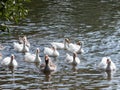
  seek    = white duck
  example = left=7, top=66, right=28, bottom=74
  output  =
left=66, top=40, right=84, bottom=54
left=50, top=38, right=69, bottom=49
left=19, top=35, right=30, bottom=48
left=13, top=38, right=29, bottom=53
left=44, top=46, right=59, bottom=57
left=65, top=52, right=80, bottom=65
left=24, top=48, right=41, bottom=67
left=40, top=55, right=57, bottom=74
left=1, top=54, right=18, bottom=73
left=98, top=57, right=116, bottom=71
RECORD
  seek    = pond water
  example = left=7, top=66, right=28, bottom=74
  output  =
left=0, top=0, right=120, bottom=89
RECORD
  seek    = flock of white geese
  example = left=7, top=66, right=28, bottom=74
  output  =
left=0, top=36, right=116, bottom=75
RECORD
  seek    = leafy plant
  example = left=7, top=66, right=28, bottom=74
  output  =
left=0, top=0, right=30, bottom=32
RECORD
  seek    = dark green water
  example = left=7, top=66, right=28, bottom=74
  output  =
left=0, top=0, right=120, bottom=89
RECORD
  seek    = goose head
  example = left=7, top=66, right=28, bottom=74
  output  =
left=36, top=48, right=40, bottom=54
left=76, top=41, right=82, bottom=46
left=45, top=55, right=49, bottom=65
left=65, top=38, right=70, bottom=43
left=11, top=54, right=14, bottom=61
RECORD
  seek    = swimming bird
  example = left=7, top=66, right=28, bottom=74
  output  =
left=1, top=54, right=18, bottom=73
left=66, top=40, right=84, bottom=54
left=50, top=38, right=69, bottom=49
left=13, top=38, right=29, bottom=53
left=98, top=57, right=116, bottom=71
left=19, top=35, right=30, bottom=48
left=40, top=55, right=56, bottom=75
left=65, top=52, right=80, bottom=65
left=24, top=48, right=41, bottom=67
left=44, top=46, right=59, bottom=57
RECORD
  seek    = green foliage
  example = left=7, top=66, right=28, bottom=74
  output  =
left=0, top=0, right=30, bottom=32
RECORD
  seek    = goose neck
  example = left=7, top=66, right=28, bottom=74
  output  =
left=10, top=55, right=14, bottom=63
left=73, top=54, right=77, bottom=65
left=106, top=61, right=111, bottom=71
left=35, top=51, right=39, bottom=59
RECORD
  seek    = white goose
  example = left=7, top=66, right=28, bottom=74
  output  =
left=66, top=40, right=84, bottom=54
left=50, top=38, right=69, bottom=49
left=44, top=46, right=59, bottom=57
left=65, top=52, right=80, bottom=65
left=1, top=54, right=18, bottom=73
left=13, top=38, right=29, bottom=53
left=19, top=35, right=30, bottom=48
left=24, top=48, right=41, bottom=67
left=98, top=57, right=116, bottom=71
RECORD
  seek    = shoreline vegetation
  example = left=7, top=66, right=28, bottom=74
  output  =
left=0, top=0, right=31, bottom=32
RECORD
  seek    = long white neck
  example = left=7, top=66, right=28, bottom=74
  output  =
left=78, top=44, right=82, bottom=52
left=64, top=41, right=69, bottom=49
left=35, top=51, right=39, bottom=60
left=53, top=48, right=57, bottom=56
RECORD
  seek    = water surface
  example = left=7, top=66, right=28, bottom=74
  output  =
left=0, top=0, right=120, bottom=89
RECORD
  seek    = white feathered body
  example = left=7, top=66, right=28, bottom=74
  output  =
left=24, top=52, right=41, bottom=63
left=44, top=47, right=59, bottom=57
left=67, top=43, right=84, bottom=53
left=1, top=57, right=18, bottom=69
left=13, top=42, right=29, bottom=52
left=98, top=57, right=116, bottom=71
left=65, top=53, right=80, bottom=64
left=51, top=42, right=64, bottom=49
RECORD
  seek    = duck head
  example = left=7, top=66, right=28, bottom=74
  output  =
left=76, top=41, right=82, bottom=46
left=45, top=55, right=49, bottom=65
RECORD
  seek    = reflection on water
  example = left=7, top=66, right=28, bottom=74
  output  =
left=104, top=70, right=116, bottom=80
left=0, top=0, right=120, bottom=89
